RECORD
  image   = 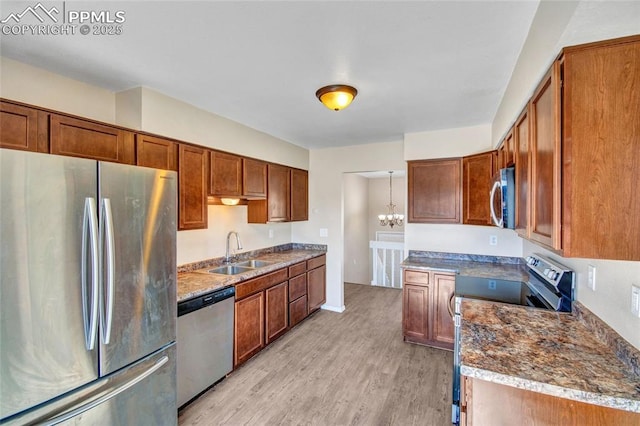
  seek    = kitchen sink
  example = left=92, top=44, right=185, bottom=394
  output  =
left=235, top=259, right=274, bottom=268
left=207, top=265, right=254, bottom=275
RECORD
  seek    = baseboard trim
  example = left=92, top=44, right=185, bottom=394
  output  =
left=321, top=304, right=345, bottom=313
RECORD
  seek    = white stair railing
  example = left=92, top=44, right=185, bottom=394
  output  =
left=370, top=240, right=404, bottom=288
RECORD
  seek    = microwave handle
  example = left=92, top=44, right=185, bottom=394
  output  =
left=489, top=181, right=503, bottom=227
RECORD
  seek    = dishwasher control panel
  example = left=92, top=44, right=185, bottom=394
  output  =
left=178, top=286, right=235, bottom=316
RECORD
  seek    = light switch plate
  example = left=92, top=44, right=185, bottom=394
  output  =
left=631, top=285, right=640, bottom=318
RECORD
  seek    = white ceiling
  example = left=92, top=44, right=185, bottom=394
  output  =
left=0, top=1, right=541, bottom=149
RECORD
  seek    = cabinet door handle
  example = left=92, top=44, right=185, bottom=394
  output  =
left=448, top=293, right=455, bottom=318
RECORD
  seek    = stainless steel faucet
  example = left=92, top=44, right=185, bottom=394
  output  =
left=225, top=231, right=242, bottom=263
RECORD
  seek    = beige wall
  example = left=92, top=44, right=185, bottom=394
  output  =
left=403, top=124, right=524, bottom=258
left=343, top=174, right=370, bottom=285
left=291, top=140, right=406, bottom=311
left=1, top=57, right=115, bottom=123
left=1, top=58, right=307, bottom=266
left=493, top=1, right=640, bottom=349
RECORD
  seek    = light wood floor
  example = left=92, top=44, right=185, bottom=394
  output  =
left=178, top=283, right=453, bottom=426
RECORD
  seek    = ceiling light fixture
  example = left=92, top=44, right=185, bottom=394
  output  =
left=378, top=171, right=404, bottom=228
left=315, top=84, right=358, bottom=111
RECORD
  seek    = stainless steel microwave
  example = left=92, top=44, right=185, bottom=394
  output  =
left=490, top=166, right=515, bottom=229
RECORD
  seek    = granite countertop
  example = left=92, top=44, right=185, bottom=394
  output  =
left=400, top=251, right=528, bottom=282
left=460, top=299, right=640, bottom=413
left=178, top=248, right=325, bottom=302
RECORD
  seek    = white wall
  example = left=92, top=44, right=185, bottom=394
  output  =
left=1, top=57, right=115, bottom=123
left=291, top=140, right=406, bottom=312
left=343, top=174, right=370, bottom=285
left=403, top=123, right=524, bottom=258
left=492, top=1, right=640, bottom=349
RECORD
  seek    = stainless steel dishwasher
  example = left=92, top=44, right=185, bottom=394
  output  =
left=177, top=285, right=235, bottom=408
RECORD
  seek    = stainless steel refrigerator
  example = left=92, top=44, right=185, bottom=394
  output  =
left=0, top=148, right=177, bottom=425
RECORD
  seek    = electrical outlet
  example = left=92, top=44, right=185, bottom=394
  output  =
left=489, top=235, right=498, bottom=246
left=319, top=228, right=328, bottom=237
left=587, top=265, right=596, bottom=291
left=488, top=280, right=497, bottom=290
left=632, top=285, right=640, bottom=318
left=268, top=229, right=274, bottom=239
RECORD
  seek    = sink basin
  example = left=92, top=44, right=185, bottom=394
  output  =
left=235, top=259, right=274, bottom=268
left=207, top=265, right=254, bottom=275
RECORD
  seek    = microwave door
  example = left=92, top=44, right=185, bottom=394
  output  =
left=490, top=179, right=504, bottom=227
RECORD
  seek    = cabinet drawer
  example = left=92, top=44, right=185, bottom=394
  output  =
left=404, top=270, right=430, bottom=286
left=289, top=296, right=307, bottom=328
left=288, top=261, right=306, bottom=278
left=288, top=274, right=307, bottom=301
left=235, top=268, right=288, bottom=300
left=307, top=254, right=326, bottom=270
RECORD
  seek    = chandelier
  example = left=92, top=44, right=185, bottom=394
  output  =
left=378, top=171, right=404, bottom=228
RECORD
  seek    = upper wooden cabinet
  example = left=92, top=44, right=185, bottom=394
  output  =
left=242, top=158, right=267, bottom=198
left=178, top=144, right=208, bottom=230
left=136, top=134, right=178, bottom=171
left=529, top=64, right=562, bottom=251
left=498, top=130, right=515, bottom=169
left=248, top=163, right=291, bottom=223
left=514, top=106, right=530, bottom=238
left=209, top=151, right=242, bottom=197
left=408, top=158, right=462, bottom=223
left=290, top=168, right=309, bottom=222
left=462, top=151, right=496, bottom=225
left=50, top=114, right=135, bottom=164
left=0, top=101, right=48, bottom=153
left=560, top=36, right=640, bottom=260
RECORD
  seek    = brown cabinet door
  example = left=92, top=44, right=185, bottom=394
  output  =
left=136, top=134, right=177, bottom=171
left=433, top=273, right=455, bottom=349
left=514, top=106, right=530, bottom=238
left=290, top=168, right=308, bottom=221
left=265, top=281, right=289, bottom=344
left=178, top=144, right=208, bottom=230
left=403, top=283, right=431, bottom=344
left=562, top=38, right=640, bottom=260
left=499, top=131, right=515, bottom=168
left=307, top=265, right=326, bottom=314
left=234, top=292, right=264, bottom=367
left=529, top=64, right=561, bottom=250
left=210, top=151, right=242, bottom=197
left=288, top=273, right=307, bottom=301
left=408, top=158, right=462, bottom=223
left=242, top=158, right=267, bottom=198
left=462, top=151, right=496, bottom=225
left=0, top=101, right=48, bottom=152
left=267, top=164, right=291, bottom=222
left=289, top=296, right=308, bottom=328
left=50, top=114, right=135, bottom=164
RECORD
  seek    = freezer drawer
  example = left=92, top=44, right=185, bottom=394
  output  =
left=2, top=344, right=177, bottom=426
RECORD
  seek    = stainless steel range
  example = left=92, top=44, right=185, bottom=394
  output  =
left=451, top=253, right=575, bottom=424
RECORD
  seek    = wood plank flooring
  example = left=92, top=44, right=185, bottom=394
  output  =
left=178, top=283, right=453, bottom=426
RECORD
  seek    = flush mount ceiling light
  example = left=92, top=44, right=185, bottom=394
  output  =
left=315, top=84, right=358, bottom=111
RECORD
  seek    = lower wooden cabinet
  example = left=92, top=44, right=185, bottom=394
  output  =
left=460, top=376, right=640, bottom=426
left=265, top=281, right=289, bottom=344
left=233, top=255, right=326, bottom=368
left=307, top=255, right=326, bottom=314
left=234, top=292, right=264, bottom=367
left=402, top=269, right=455, bottom=350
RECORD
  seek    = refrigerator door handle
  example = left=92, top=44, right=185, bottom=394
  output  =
left=100, top=198, right=115, bottom=345
left=82, top=198, right=100, bottom=351
left=40, top=356, right=169, bottom=426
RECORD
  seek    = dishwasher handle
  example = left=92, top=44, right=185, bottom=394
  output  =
left=178, top=286, right=235, bottom=317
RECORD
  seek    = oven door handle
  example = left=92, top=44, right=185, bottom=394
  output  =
left=448, top=293, right=455, bottom=318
